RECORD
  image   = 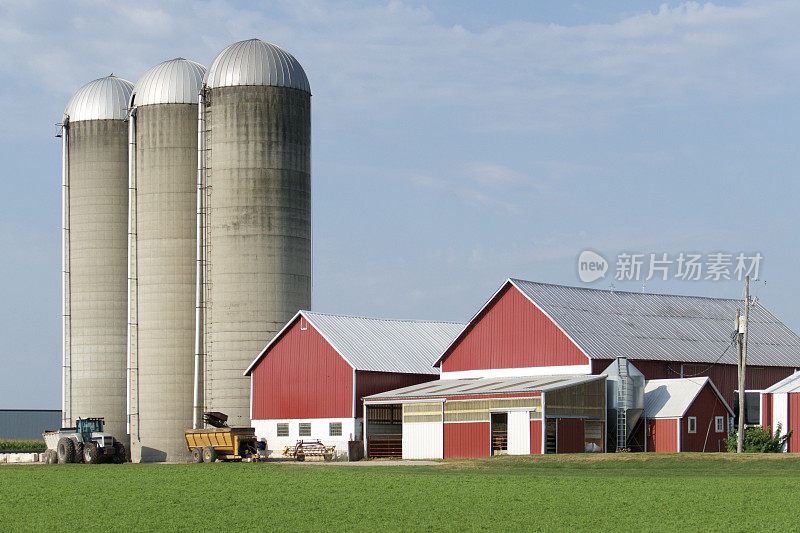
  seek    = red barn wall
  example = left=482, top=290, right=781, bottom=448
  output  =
left=251, top=318, right=354, bottom=420
left=355, top=371, right=437, bottom=417
left=762, top=393, right=773, bottom=431
left=443, top=423, right=490, bottom=459
left=530, top=420, right=542, bottom=454
left=556, top=418, right=585, bottom=453
left=442, top=285, right=588, bottom=372
left=681, top=383, right=729, bottom=452
left=647, top=419, right=678, bottom=452
left=593, top=359, right=794, bottom=408
left=789, top=393, right=800, bottom=453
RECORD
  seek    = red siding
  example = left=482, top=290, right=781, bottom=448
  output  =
left=355, top=371, right=437, bottom=416
left=647, top=418, right=678, bottom=452
left=681, top=383, right=729, bottom=452
left=789, top=393, right=800, bottom=453
left=593, top=359, right=794, bottom=409
left=443, top=422, right=490, bottom=458
left=251, top=318, right=354, bottom=419
left=441, top=284, right=588, bottom=372
left=762, top=393, right=773, bottom=431
left=556, top=418, right=584, bottom=453
left=530, top=420, right=542, bottom=454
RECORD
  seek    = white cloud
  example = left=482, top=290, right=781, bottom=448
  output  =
left=3, top=0, right=800, bottom=140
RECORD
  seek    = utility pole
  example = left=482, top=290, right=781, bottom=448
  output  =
left=736, top=275, right=750, bottom=453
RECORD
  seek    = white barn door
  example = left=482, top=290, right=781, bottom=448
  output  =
left=773, top=393, right=789, bottom=452
left=507, top=411, right=531, bottom=455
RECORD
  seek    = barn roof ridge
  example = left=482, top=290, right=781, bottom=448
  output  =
left=245, top=310, right=466, bottom=376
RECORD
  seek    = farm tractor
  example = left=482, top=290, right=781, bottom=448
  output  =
left=42, top=418, right=126, bottom=464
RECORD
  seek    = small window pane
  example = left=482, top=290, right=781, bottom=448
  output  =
left=299, top=422, right=311, bottom=436
left=277, top=423, right=289, bottom=437
left=329, top=422, right=342, bottom=436
left=688, top=417, right=697, bottom=434
left=715, top=416, right=725, bottom=433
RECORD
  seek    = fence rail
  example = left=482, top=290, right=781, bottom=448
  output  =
left=367, top=433, right=402, bottom=458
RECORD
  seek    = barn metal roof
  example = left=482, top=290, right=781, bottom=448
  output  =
left=132, top=58, right=206, bottom=106
left=507, top=279, right=800, bottom=368
left=204, top=39, right=310, bottom=93
left=64, top=75, right=133, bottom=121
left=245, top=311, right=464, bottom=376
left=764, top=371, right=800, bottom=393
left=644, top=377, right=732, bottom=418
left=364, top=374, right=605, bottom=402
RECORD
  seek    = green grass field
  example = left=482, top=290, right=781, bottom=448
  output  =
left=1, top=454, right=798, bottom=531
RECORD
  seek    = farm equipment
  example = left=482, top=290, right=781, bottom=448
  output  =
left=185, top=426, right=259, bottom=463
left=283, top=440, right=336, bottom=461
left=42, top=417, right=125, bottom=464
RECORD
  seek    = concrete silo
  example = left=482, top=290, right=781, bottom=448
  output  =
left=62, top=75, right=133, bottom=445
left=197, top=39, right=312, bottom=427
left=128, top=59, right=206, bottom=462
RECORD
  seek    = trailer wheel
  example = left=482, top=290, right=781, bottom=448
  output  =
left=57, top=437, right=76, bottom=463
left=83, top=442, right=101, bottom=464
left=192, top=447, right=204, bottom=463
left=112, top=442, right=126, bottom=464
left=74, top=442, right=84, bottom=463
left=44, top=449, right=54, bottom=464
left=202, top=446, right=217, bottom=463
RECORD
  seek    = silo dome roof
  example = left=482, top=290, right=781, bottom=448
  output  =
left=132, top=58, right=206, bottom=106
left=204, top=39, right=310, bottom=93
left=64, top=75, right=134, bottom=121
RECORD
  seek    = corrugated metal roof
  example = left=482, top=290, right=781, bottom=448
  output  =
left=509, top=279, right=800, bottom=367
left=132, top=58, right=205, bottom=106
left=365, top=374, right=604, bottom=401
left=764, top=371, right=800, bottom=393
left=64, top=75, right=133, bottom=121
left=644, top=377, right=723, bottom=418
left=204, top=39, right=310, bottom=93
left=245, top=311, right=464, bottom=376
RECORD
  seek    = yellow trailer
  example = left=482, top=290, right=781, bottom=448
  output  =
left=185, top=427, right=259, bottom=463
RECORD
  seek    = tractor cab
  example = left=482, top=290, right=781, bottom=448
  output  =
left=76, top=418, right=104, bottom=441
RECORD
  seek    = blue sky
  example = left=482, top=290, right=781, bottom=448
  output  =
left=1, top=0, right=798, bottom=408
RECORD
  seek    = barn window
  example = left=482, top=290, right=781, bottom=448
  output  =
left=277, top=423, right=289, bottom=437
left=329, top=422, right=342, bottom=436
left=299, top=422, right=311, bottom=436
left=687, top=416, right=697, bottom=434
left=715, top=416, right=725, bottom=433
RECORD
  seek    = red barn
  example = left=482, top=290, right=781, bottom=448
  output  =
left=244, top=311, right=464, bottom=459
left=642, top=377, right=733, bottom=452
left=761, top=372, right=800, bottom=452
left=436, top=279, right=800, bottom=414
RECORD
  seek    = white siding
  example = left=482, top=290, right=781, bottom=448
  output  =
left=402, top=422, right=443, bottom=459
left=773, top=393, right=789, bottom=452
left=252, top=417, right=357, bottom=459
left=441, top=365, right=591, bottom=380
left=507, top=411, right=531, bottom=455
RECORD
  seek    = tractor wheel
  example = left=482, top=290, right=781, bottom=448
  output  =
left=74, top=442, right=85, bottom=463
left=296, top=453, right=305, bottom=462
left=192, top=447, right=204, bottom=463
left=202, top=446, right=217, bottom=463
left=112, top=442, right=126, bottom=464
left=45, top=449, right=55, bottom=464
left=57, top=437, right=76, bottom=464
left=83, top=442, right=102, bottom=464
